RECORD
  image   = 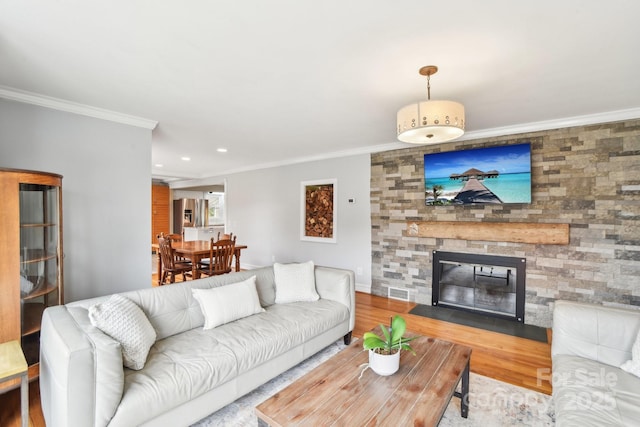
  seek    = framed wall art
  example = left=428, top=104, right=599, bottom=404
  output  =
left=424, top=142, right=532, bottom=205
left=300, top=179, right=337, bottom=243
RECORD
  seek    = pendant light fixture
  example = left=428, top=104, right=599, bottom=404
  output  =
left=397, top=65, right=465, bottom=144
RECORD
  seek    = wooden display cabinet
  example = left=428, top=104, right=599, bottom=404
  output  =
left=0, top=168, right=63, bottom=388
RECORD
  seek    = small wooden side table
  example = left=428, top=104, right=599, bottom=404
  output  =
left=0, top=340, right=29, bottom=427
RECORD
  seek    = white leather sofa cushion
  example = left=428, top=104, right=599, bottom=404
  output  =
left=315, top=267, right=352, bottom=313
left=41, top=306, right=125, bottom=427
left=553, top=354, right=640, bottom=426
left=132, top=268, right=280, bottom=339
left=552, top=300, right=640, bottom=427
left=68, top=268, right=280, bottom=341
left=620, top=330, right=640, bottom=377
left=552, top=301, right=640, bottom=367
left=108, top=299, right=349, bottom=426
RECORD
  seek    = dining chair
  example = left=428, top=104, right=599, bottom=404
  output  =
left=157, top=234, right=192, bottom=284
left=216, top=231, right=234, bottom=241
left=166, top=233, right=189, bottom=262
left=198, top=236, right=236, bottom=276
left=200, top=232, right=235, bottom=267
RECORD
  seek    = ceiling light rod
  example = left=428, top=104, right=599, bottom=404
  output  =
left=420, top=65, right=438, bottom=100
left=396, top=64, right=465, bottom=145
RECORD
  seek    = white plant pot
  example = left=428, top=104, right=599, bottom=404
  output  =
left=368, top=349, right=400, bottom=376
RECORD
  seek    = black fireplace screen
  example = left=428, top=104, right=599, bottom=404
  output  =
left=432, top=251, right=526, bottom=323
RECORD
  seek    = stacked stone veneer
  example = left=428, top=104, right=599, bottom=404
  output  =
left=371, top=119, right=640, bottom=327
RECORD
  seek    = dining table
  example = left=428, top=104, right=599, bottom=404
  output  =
left=151, top=240, right=248, bottom=286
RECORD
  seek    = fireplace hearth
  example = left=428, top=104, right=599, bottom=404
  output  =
left=432, top=251, right=526, bottom=323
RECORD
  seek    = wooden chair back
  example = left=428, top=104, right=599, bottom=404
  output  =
left=157, top=234, right=177, bottom=269
left=206, top=236, right=236, bottom=275
left=157, top=233, right=192, bottom=284
left=216, top=231, right=234, bottom=241
left=166, top=233, right=183, bottom=242
left=165, top=233, right=188, bottom=261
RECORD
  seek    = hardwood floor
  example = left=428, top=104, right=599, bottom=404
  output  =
left=354, top=292, right=552, bottom=395
left=0, top=291, right=551, bottom=426
left=0, top=380, right=44, bottom=427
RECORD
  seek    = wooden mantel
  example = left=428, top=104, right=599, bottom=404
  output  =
left=406, top=221, right=570, bottom=245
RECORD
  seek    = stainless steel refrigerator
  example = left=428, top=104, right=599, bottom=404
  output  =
left=173, top=198, right=209, bottom=235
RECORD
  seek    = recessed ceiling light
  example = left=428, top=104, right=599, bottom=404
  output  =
left=181, top=156, right=191, bottom=161
left=155, top=163, right=163, bottom=168
left=217, top=148, right=228, bottom=153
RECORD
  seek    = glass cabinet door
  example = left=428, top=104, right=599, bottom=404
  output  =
left=19, top=183, right=62, bottom=365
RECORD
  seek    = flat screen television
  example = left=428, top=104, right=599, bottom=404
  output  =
left=424, top=142, right=532, bottom=205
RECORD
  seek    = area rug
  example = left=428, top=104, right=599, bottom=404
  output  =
left=191, top=340, right=555, bottom=426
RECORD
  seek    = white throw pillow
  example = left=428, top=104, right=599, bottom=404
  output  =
left=621, top=329, right=640, bottom=378
left=89, top=294, right=157, bottom=370
left=192, top=275, right=265, bottom=330
left=274, top=261, right=319, bottom=304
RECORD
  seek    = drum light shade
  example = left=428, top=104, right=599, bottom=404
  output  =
left=396, top=66, right=465, bottom=144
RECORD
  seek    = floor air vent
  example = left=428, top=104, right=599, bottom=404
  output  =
left=388, top=287, right=410, bottom=301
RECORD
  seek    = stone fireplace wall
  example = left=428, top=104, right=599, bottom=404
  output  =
left=371, top=119, right=640, bottom=327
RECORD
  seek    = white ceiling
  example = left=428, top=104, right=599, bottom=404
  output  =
left=2, top=1, right=639, bottom=183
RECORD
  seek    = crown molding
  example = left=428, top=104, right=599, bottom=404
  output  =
left=166, top=141, right=407, bottom=187
left=0, top=85, right=158, bottom=130
left=167, top=107, right=640, bottom=186
left=457, top=108, right=640, bottom=142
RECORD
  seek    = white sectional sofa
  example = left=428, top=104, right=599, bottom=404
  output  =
left=40, top=264, right=355, bottom=427
left=552, top=300, right=640, bottom=426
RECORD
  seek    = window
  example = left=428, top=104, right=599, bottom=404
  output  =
left=205, top=192, right=225, bottom=225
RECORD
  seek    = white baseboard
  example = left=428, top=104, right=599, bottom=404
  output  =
left=355, top=282, right=371, bottom=293
left=239, top=263, right=264, bottom=270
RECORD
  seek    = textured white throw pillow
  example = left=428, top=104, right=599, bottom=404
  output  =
left=621, top=329, right=640, bottom=378
left=274, top=261, right=319, bottom=304
left=192, top=275, right=265, bottom=330
left=88, top=294, right=157, bottom=370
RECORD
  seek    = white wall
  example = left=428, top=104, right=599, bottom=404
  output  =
left=0, top=99, right=152, bottom=302
left=174, top=154, right=372, bottom=288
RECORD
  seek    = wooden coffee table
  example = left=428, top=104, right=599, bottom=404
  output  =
left=256, top=331, right=472, bottom=426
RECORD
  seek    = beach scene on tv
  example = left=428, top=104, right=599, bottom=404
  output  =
left=424, top=143, right=532, bottom=205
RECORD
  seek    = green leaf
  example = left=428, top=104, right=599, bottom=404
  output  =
left=380, top=323, right=391, bottom=342
left=362, top=333, right=386, bottom=350
left=390, top=315, right=406, bottom=344
left=376, top=323, right=391, bottom=351
left=362, top=315, right=420, bottom=355
left=399, top=343, right=416, bottom=355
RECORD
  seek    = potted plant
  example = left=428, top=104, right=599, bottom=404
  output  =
left=363, top=315, right=417, bottom=376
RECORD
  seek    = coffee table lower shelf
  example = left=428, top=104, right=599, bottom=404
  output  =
left=256, top=332, right=472, bottom=426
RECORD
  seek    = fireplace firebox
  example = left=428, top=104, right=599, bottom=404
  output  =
left=432, top=251, right=526, bottom=323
